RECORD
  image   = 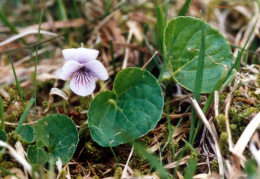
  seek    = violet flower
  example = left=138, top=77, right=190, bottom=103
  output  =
left=57, top=48, right=108, bottom=97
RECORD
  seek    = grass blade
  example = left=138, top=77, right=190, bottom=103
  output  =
left=233, top=17, right=258, bottom=72
left=165, top=98, right=175, bottom=160
left=0, top=97, right=4, bottom=131
left=109, top=40, right=117, bottom=76
left=0, top=10, right=19, bottom=34
left=158, top=36, right=176, bottom=83
left=156, top=5, right=165, bottom=55
left=143, top=34, right=161, bottom=69
left=8, top=51, right=25, bottom=109
left=0, top=10, right=27, bottom=44
left=184, top=158, right=197, bottom=179
left=133, top=140, right=170, bottom=179
left=34, top=8, right=44, bottom=120
left=189, top=18, right=205, bottom=144
left=192, top=69, right=228, bottom=144
left=57, top=0, right=68, bottom=21
left=164, top=0, right=170, bottom=25
left=178, top=0, right=193, bottom=16
left=15, top=98, right=35, bottom=134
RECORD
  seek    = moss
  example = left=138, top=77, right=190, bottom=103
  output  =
left=62, top=101, right=70, bottom=113
left=220, top=132, right=229, bottom=155
left=257, top=69, right=260, bottom=87
left=74, top=106, right=83, bottom=113
left=133, top=169, right=143, bottom=178
left=80, top=96, right=92, bottom=109
left=211, top=160, right=219, bottom=172
left=3, top=89, right=20, bottom=110
left=0, top=161, right=17, bottom=168
left=84, top=142, right=104, bottom=162
left=92, top=176, right=99, bottom=179
left=190, top=151, right=199, bottom=162
left=114, top=167, right=122, bottom=179
left=58, top=169, right=67, bottom=179
left=216, top=114, right=226, bottom=132
left=8, top=131, right=21, bottom=147
left=76, top=175, right=83, bottom=179
left=42, top=100, right=48, bottom=109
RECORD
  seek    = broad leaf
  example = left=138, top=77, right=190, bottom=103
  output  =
left=17, top=125, right=35, bottom=143
left=34, top=114, right=79, bottom=164
left=88, top=68, right=164, bottom=147
left=164, top=16, right=233, bottom=93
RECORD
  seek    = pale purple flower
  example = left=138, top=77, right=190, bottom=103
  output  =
left=57, top=48, right=108, bottom=97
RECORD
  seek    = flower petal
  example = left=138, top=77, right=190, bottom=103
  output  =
left=57, top=61, right=83, bottom=80
left=62, top=48, right=77, bottom=61
left=84, top=60, right=109, bottom=81
left=74, top=48, right=99, bottom=63
left=70, top=68, right=96, bottom=96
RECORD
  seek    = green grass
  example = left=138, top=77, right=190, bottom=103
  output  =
left=0, top=97, right=4, bottom=131
left=189, top=17, right=205, bottom=144
left=15, top=98, right=35, bottom=134
left=33, top=8, right=44, bottom=121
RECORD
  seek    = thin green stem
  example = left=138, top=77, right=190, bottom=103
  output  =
left=189, top=19, right=205, bottom=144
left=0, top=97, right=4, bottom=131
left=109, top=40, right=116, bottom=75
left=8, top=50, right=25, bottom=109
left=158, top=36, right=176, bottom=83
left=15, top=98, right=35, bottom=134
left=34, top=8, right=44, bottom=121
left=166, top=98, right=175, bottom=161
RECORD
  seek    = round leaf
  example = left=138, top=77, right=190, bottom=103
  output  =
left=164, top=16, right=233, bottom=93
left=34, top=114, right=79, bottom=164
left=88, top=67, right=164, bottom=147
left=27, top=145, right=48, bottom=164
left=17, top=125, right=35, bottom=143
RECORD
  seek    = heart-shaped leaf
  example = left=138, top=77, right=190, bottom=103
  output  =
left=34, top=114, right=79, bottom=164
left=88, top=67, right=164, bottom=147
left=17, top=125, right=35, bottom=143
left=164, top=16, right=234, bottom=93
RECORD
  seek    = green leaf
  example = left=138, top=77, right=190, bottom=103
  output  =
left=27, top=145, right=48, bottom=165
left=88, top=67, right=164, bottom=147
left=0, top=129, right=7, bottom=150
left=17, top=125, right=35, bottom=143
left=164, top=16, right=233, bottom=93
left=184, top=158, right=198, bottom=179
left=34, top=114, right=79, bottom=164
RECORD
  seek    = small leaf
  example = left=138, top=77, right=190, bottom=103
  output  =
left=34, top=114, right=79, bottom=164
left=17, top=125, right=35, bottom=143
left=164, top=16, right=233, bottom=93
left=88, top=67, right=164, bottom=147
left=27, top=145, right=48, bottom=165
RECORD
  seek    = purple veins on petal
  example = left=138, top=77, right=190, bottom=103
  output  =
left=70, top=68, right=96, bottom=97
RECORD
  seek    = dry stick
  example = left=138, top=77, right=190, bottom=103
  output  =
left=142, top=51, right=158, bottom=69
left=122, top=146, right=134, bottom=178
left=0, top=140, right=32, bottom=174
left=122, top=28, right=133, bottom=69
left=214, top=91, right=219, bottom=117
left=233, top=112, right=260, bottom=158
left=224, top=80, right=239, bottom=152
left=0, top=30, right=57, bottom=47
left=190, top=97, right=224, bottom=178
